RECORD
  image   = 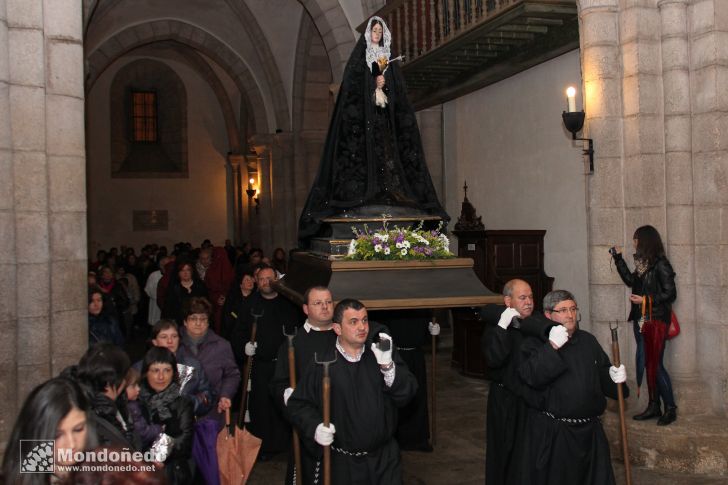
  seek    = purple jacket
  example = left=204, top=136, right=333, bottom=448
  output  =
left=127, top=400, right=162, bottom=449
left=178, top=328, right=240, bottom=421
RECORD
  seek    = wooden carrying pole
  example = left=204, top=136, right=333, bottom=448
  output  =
left=322, top=370, right=331, bottom=485
left=315, top=352, right=336, bottom=485
left=238, top=316, right=259, bottom=427
left=430, top=315, right=437, bottom=446
left=285, top=327, right=303, bottom=485
left=610, top=321, right=632, bottom=485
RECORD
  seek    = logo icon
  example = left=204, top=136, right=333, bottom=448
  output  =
left=20, top=440, right=54, bottom=473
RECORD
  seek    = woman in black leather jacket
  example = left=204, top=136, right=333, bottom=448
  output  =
left=139, top=347, right=194, bottom=484
left=612, top=225, right=677, bottom=425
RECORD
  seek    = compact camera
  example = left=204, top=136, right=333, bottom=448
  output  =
left=608, top=246, right=618, bottom=257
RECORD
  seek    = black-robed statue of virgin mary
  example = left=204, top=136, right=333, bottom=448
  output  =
left=298, top=16, right=449, bottom=247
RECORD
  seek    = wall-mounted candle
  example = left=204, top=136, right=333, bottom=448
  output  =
left=249, top=177, right=255, bottom=189
left=566, top=86, right=576, bottom=112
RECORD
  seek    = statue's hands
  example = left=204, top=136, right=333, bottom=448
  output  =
left=376, top=75, right=385, bottom=89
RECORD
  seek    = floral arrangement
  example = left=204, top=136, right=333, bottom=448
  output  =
left=346, top=221, right=454, bottom=260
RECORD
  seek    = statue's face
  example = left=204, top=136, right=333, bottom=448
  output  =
left=371, top=23, right=383, bottom=45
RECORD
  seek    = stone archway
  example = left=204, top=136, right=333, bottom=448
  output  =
left=296, top=0, right=358, bottom=82
left=85, top=20, right=276, bottom=136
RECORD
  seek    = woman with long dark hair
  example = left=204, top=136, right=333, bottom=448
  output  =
left=162, top=259, right=209, bottom=325
left=611, top=225, right=678, bottom=425
left=88, top=286, right=125, bottom=346
left=2, top=377, right=98, bottom=484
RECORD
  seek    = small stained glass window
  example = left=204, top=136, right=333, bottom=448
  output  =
left=131, top=91, right=158, bottom=142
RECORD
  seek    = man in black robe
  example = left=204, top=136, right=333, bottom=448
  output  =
left=288, top=299, right=418, bottom=485
left=372, top=309, right=439, bottom=451
left=517, top=290, right=628, bottom=485
left=235, top=266, right=303, bottom=456
left=271, top=285, right=338, bottom=485
left=480, top=279, right=555, bottom=484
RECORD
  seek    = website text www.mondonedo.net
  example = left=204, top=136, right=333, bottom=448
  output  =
left=54, top=448, right=159, bottom=474
left=56, top=463, right=158, bottom=473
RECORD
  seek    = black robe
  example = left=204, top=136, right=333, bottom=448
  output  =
left=298, top=33, right=447, bottom=245
left=161, top=280, right=208, bottom=325
left=220, top=285, right=253, bottom=341
left=517, top=329, right=629, bottom=485
left=270, top=324, right=338, bottom=485
left=480, top=305, right=555, bottom=485
left=372, top=309, right=431, bottom=450
left=287, top=327, right=418, bottom=485
left=232, top=293, right=302, bottom=454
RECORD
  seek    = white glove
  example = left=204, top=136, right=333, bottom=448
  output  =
left=548, top=325, right=569, bottom=349
left=283, top=387, right=293, bottom=406
left=609, top=364, right=627, bottom=383
left=244, top=341, right=257, bottom=357
left=428, top=321, right=441, bottom=336
left=498, top=307, right=521, bottom=329
left=314, top=423, right=336, bottom=446
left=370, top=333, right=393, bottom=366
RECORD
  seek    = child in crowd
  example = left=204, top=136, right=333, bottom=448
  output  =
left=125, top=368, right=162, bottom=449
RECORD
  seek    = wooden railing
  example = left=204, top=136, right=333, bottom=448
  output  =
left=364, top=0, right=524, bottom=62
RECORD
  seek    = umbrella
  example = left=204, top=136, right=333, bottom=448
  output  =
left=217, top=409, right=262, bottom=485
left=193, top=418, right=221, bottom=485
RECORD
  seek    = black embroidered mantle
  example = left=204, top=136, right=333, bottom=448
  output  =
left=298, top=34, right=448, bottom=245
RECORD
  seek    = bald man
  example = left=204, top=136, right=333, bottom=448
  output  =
left=480, top=279, right=555, bottom=485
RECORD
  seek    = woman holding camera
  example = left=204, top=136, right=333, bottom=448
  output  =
left=611, top=225, right=677, bottom=425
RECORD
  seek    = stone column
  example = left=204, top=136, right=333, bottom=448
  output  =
left=578, top=0, right=628, bottom=349
left=251, top=134, right=274, bottom=253
left=417, top=105, right=445, bottom=204
left=0, top=0, right=87, bottom=442
left=270, top=131, right=296, bottom=250
left=244, top=154, right=259, bottom=245
left=688, top=0, right=728, bottom=411
left=225, top=155, right=236, bottom=243
left=659, top=0, right=697, bottom=377
left=228, top=154, right=246, bottom=245
left=296, top=132, right=325, bottom=223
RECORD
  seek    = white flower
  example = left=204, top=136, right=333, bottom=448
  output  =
left=384, top=247, right=391, bottom=255
left=440, top=234, right=449, bottom=249
left=400, top=248, right=408, bottom=256
left=396, top=242, right=403, bottom=249
left=380, top=234, right=389, bottom=242
left=403, top=241, right=411, bottom=249
left=348, top=239, right=357, bottom=256
left=375, top=244, right=382, bottom=253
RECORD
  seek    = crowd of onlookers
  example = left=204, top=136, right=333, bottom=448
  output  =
left=3, top=239, right=293, bottom=485
left=87, top=239, right=289, bottom=343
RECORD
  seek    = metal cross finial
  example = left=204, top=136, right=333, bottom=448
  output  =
left=463, top=180, right=468, bottom=199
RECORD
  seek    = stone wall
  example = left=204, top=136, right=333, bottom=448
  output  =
left=580, top=0, right=728, bottom=415
left=442, top=50, right=592, bottom=322
left=86, top=55, right=230, bottom=252
left=0, top=0, right=87, bottom=443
